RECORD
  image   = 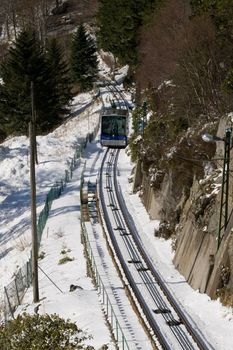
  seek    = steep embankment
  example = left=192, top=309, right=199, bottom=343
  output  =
left=133, top=115, right=233, bottom=303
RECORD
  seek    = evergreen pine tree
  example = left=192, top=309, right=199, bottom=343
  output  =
left=70, top=24, right=98, bottom=91
left=190, top=0, right=216, bottom=16
left=0, top=28, right=59, bottom=135
left=97, top=0, right=158, bottom=66
left=190, top=0, right=233, bottom=39
left=46, top=38, right=72, bottom=115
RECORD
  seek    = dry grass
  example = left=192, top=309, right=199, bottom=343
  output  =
left=60, top=247, right=71, bottom=255
left=54, top=228, right=64, bottom=238
left=58, top=256, right=74, bottom=265
left=216, top=288, right=233, bottom=308
left=14, top=234, right=31, bottom=252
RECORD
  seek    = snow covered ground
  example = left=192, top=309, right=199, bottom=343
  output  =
left=117, top=151, right=233, bottom=350
left=0, top=83, right=233, bottom=349
left=0, top=92, right=100, bottom=291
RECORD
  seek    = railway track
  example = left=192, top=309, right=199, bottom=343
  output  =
left=98, top=147, right=215, bottom=350
left=100, top=77, right=130, bottom=110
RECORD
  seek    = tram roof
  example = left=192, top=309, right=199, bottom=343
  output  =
left=101, top=107, right=128, bottom=116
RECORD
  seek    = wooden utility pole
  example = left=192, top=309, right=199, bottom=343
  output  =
left=30, top=81, right=39, bottom=303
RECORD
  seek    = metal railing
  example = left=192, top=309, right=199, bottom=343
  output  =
left=82, top=223, right=130, bottom=350
left=80, top=179, right=130, bottom=350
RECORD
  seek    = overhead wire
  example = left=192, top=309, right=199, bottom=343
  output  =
left=172, top=152, right=233, bottom=200
left=38, top=265, right=64, bottom=293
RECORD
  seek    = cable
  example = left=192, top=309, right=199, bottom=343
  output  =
left=173, top=152, right=227, bottom=163
left=173, top=152, right=233, bottom=176
left=38, top=265, right=64, bottom=294
left=173, top=152, right=233, bottom=200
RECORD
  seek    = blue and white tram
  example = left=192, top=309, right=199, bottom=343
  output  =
left=100, top=107, right=128, bottom=148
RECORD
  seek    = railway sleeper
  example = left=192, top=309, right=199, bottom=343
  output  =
left=89, top=211, right=97, bottom=216
left=166, top=319, right=183, bottom=327
left=88, top=210, right=96, bottom=214
left=88, top=205, right=96, bottom=210
left=137, top=266, right=149, bottom=272
left=88, top=184, right=96, bottom=189
left=114, top=226, right=126, bottom=231
left=153, top=308, right=171, bottom=315
left=128, top=259, right=142, bottom=264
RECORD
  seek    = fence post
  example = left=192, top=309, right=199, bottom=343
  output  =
left=65, top=170, right=69, bottom=182
left=111, top=306, right=113, bottom=328
left=96, top=265, right=98, bottom=282
left=106, top=295, right=109, bottom=317
left=4, top=287, right=14, bottom=321
left=14, top=278, right=20, bottom=304
left=116, top=318, right=118, bottom=341
left=26, top=261, right=30, bottom=287
left=123, top=334, right=125, bottom=350
left=103, top=285, right=105, bottom=304
left=99, top=275, right=101, bottom=294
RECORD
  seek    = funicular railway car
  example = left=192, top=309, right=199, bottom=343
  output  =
left=100, top=106, right=128, bottom=148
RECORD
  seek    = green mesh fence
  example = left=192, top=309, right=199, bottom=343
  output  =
left=3, top=121, right=100, bottom=322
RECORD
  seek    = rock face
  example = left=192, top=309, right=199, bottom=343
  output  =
left=173, top=175, right=219, bottom=294
left=134, top=116, right=233, bottom=300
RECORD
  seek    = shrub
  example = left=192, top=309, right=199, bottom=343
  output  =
left=0, top=313, right=94, bottom=349
left=38, top=251, right=46, bottom=260
left=58, top=256, right=74, bottom=265
left=61, top=248, right=71, bottom=255
left=216, top=288, right=233, bottom=308
left=15, top=235, right=31, bottom=252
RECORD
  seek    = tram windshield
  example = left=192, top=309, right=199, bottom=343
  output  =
left=101, top=115, right=126, bottom=136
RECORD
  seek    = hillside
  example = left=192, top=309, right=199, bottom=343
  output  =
left=0, top=89, right=233, bottom=350
left=0, top=0, right=233, bottom=347
left=126, top=0, right=233, bottom=307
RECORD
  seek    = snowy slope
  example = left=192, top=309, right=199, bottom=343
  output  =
left=0, top=84, right=233, bottom=349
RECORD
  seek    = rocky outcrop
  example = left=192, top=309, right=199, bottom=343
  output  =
left=133, top=116, right=233, bottom=301
left=173, top=117, right=233, bottom=299
left=173, top=174, right=219, bottom=294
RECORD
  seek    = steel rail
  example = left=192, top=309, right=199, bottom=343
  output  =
left=101, top=79, right=129, bottom=111
left=113, top=150, right=215, bottom=350
left=98, top=85, right=214, bottom=349
left=100, top=149, right=169, bottom=349
left=107, top=150, right=197, bottom=349
left=99, top=149, right=202, bottom=349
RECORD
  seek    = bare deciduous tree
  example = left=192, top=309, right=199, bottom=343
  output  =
left=136, top=0, right=191, bottom=89
left=0, top=0, right=54, bottom=42
left=174, top=15, right=228, bottom=119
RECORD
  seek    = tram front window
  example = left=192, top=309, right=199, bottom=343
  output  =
left=102, top=116, right=126, bottom=136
